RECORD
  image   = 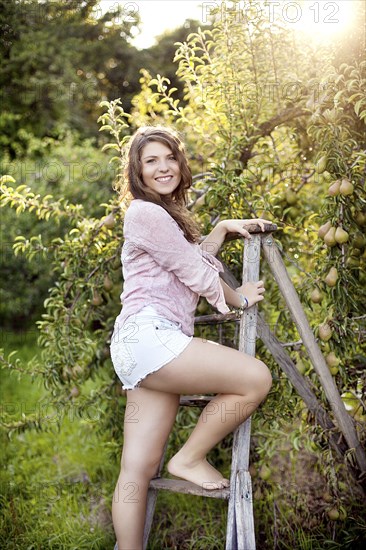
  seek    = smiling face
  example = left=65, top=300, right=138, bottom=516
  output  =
left=140, top=141, right=182, bottom=197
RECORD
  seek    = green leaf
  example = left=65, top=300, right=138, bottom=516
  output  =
left=99, top=125, right=113, bottom=132
left=354, top=99, right=365, bottom=116
left=101, top=143, right=119, bottom=152
left=0, top=175, right=16, bottom=184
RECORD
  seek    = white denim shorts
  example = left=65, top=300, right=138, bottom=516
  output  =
left=110, top=305, right=193, bottom=390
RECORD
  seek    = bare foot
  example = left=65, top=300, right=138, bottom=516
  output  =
left=167, top=453, right=230, bottom=491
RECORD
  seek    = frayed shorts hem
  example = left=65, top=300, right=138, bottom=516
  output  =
left=110, top=305, right=193, bottom=390
left=120, top=336, right=193, bottom=391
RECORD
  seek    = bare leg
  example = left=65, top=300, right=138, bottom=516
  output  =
left=140, top=337, right=272, bottom=490
left=112, top=387, right=180, bottom=550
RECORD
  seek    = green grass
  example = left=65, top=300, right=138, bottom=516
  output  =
left=1, top=331, right=117, bottom=549
left=149, top=492, right=227, bottom=549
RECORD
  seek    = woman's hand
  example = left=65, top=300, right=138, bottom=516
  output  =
left=235, top=280, right=265, bottom=308
left=222, top=218, right=272, bottom=240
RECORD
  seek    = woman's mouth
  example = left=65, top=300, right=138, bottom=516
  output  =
left=155, top=176, right=173, bottom=183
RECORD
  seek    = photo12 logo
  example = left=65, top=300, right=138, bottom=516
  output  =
left=267, top=1, right=340, bottom=25
left=92, top=2, right=139, bottom=24
left=201, top=1, right=341, bottom=26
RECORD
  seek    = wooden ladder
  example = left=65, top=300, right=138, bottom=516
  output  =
left=114, top=219, right=366, bottom=549
left=140, top=223, right=277, bottom=550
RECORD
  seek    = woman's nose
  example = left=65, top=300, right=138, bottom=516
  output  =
left=158, top=159, right=169, bottom=171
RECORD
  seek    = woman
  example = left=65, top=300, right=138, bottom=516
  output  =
left=110, top=126, right=272, bottom=549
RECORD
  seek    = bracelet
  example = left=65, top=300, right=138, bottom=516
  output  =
left=239, top=294, right=249, bottom=310
left=233, top=293, right=249, bottom=315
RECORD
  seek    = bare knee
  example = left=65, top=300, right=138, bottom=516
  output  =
left=237, top=358, right=272, bottom=401
left=252, top=359, right=272, bottom=400
left=121, top=452, right=162, bottom=481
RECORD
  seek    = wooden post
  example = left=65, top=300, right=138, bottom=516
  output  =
left=143, top=440, right=169, bottom=549
left=226, top=234, right=260, bottom=550
left=261, top=234, right=366, bottom=475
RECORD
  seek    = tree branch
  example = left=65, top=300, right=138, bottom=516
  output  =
left=239, top=107, right=309, bottom=167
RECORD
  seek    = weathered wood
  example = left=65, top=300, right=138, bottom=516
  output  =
left=218, top=257, right=364, bottom=488
left=261, top=235, right=366, bottom=476
left=226, top=234, right=261, bottom=550
left=257, top=312, right=350, bottom=459
left=235, top=470, right=256, bottom=550
left=143, top=490, right=158, bottom=550
left=143, top=439, right=169, bottom=550
left=149, top=477, right=230, bottom=499
left=180, top=395, right=214, bottom=407
left=226, top=420, right=252, bottom=550
left=194, top=311, right=240, bottom=324
left=182, top=321, right=352, bottom=467
left=198, top=223, right=278, bottom=246
left=223, top=223, right=278, bottom=240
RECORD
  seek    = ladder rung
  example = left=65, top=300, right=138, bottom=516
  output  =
left=149, top=477, right=230, bottom=499
left=179, top=395, right=213, bottom=407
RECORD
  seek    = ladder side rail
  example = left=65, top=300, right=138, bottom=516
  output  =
left=143, top=439, right=169, bottom=549
left=219, top=253, right=357, bottom=477
left=226, top=234, right=261, bottom=550
left=261, top=235, right=366, bottom=475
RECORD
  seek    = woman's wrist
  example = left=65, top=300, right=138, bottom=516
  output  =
left=238, top=293, right=249, bottom=310
left=233, top=291, right=248, bottom=314
left=217, top=220, right=228, bottom=235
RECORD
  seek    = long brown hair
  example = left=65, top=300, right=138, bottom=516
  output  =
left=118, top=126, right=201, bottom=243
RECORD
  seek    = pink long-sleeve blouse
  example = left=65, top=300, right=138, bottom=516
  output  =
left=116, top=199, right=230, bottom=336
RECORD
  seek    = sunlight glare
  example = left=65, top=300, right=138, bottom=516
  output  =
left=288, top=1, right=359, bottom=42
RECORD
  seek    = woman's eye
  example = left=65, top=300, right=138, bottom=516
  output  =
left=144, top=157, right=176, bottom=163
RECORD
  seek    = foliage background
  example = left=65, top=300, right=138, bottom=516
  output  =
left=1, top=1, right=365, bottom=548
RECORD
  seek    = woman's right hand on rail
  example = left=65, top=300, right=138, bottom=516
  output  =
left=235, top=280, right=266, bottom=308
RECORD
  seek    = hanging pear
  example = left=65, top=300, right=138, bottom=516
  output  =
left=316, top=155, right=327, bottom=173
left=353, top=233, right=366, bottom=249
left=103, top=274, right=114, bottom=291
left=319, top=322, right=333, bottom=341
left=324, top=227, right=337, bottom=246
left=324, top=267, right=338, bottom=287
left=355, top=211, right=366, bottom=227
left=92, top=289, right=103, bottom=306
left=335, top=227, right=349, bottom=244
left=318, top=221, right=332, bottom=239
left=328, top=180, right=341, bottom=196
left=326, top=352, right=340, bottom=368
left=310, top=288, right=322, bottom=303
left=339, top=178, right=354, bottom=196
